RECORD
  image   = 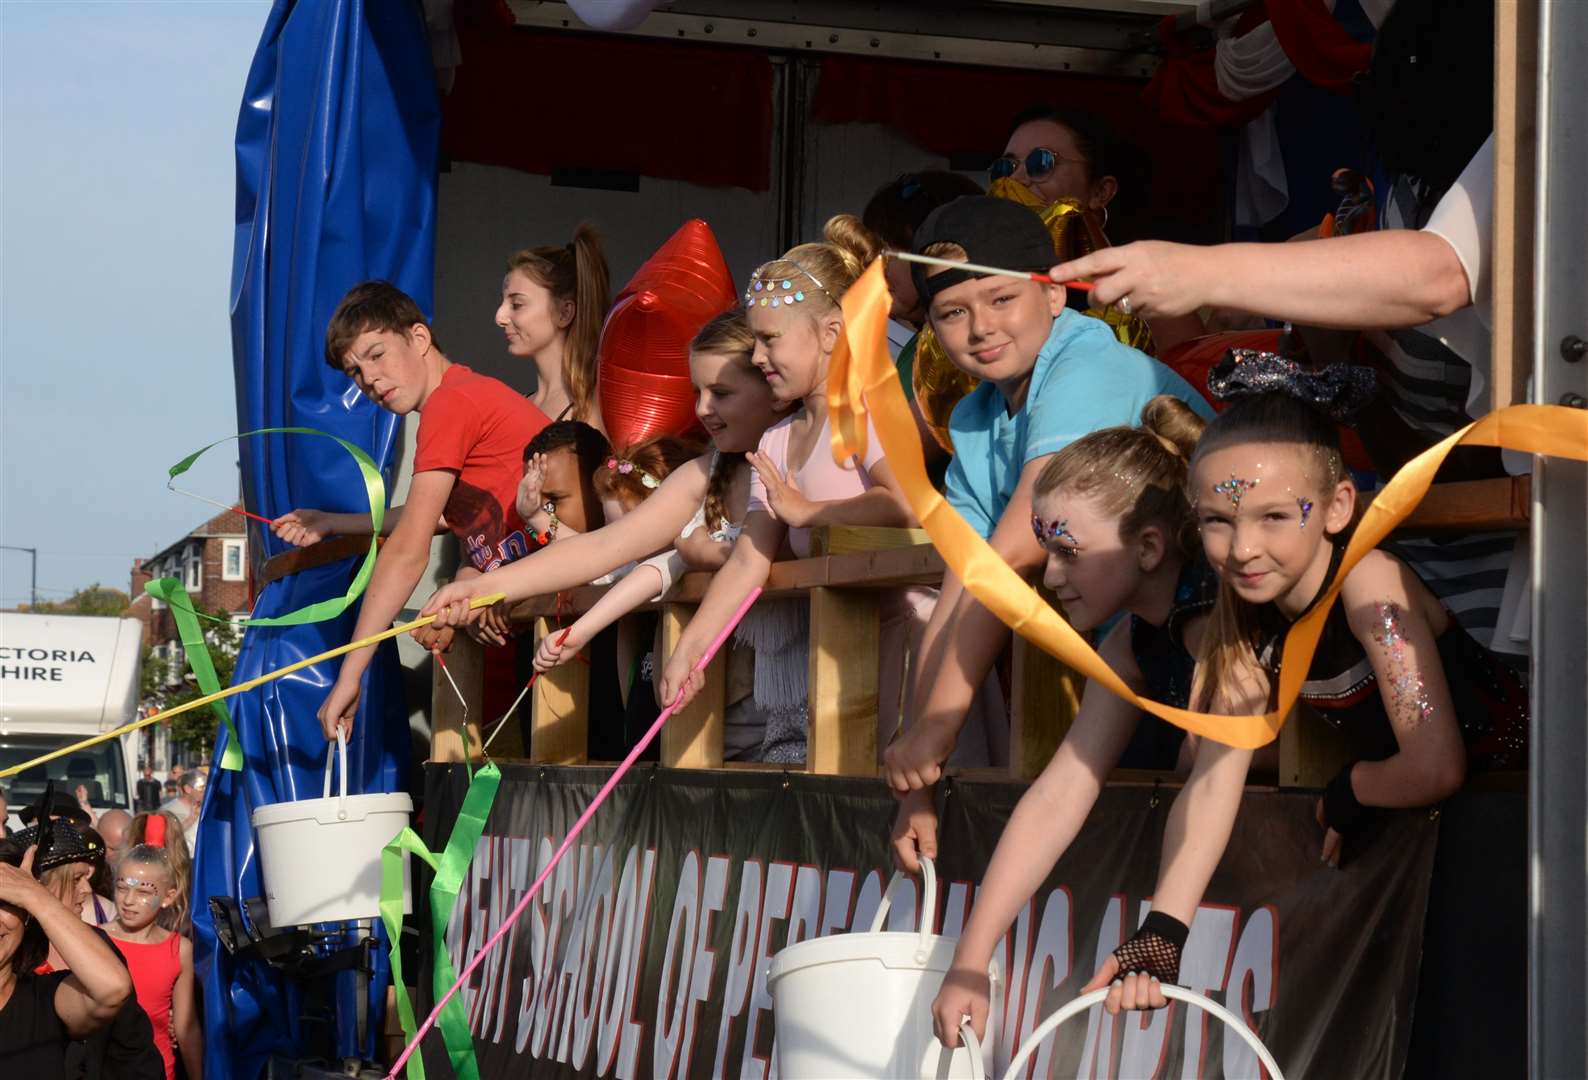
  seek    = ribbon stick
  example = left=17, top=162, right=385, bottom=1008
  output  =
left=480, top=628, right=571, bottom=754
left=166, top=484, right=277, bottom=528
left=166, top=427, right=388, bottom=628
left=0, top=594, right=508, bottom=780
left=384, top=587, right=763, bottom=1080
left=830, top=258, right=1588, bottom=748
left=884, top=250, right=1093, bottom=291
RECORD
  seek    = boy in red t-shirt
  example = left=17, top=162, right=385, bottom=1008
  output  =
left=273, top=281, right=549, bottom=740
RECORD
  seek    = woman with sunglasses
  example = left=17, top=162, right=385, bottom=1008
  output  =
left=991, top=104, right=1120, bottom=217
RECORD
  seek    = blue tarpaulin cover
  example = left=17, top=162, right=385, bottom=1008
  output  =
left=193, top=2, right=438, bottom=1076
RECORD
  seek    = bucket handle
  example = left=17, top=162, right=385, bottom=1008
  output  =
left=867, top=856, right=937, bottom=965
left=322, top=729, right=349, bottom=820
left=990, top=985, right=1285, bottom=1080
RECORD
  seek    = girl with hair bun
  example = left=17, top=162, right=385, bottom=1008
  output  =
left=656, top=219, right=919, bottom=762
left=929, top=395, right=1222, bottom=1049
left=497, top=223, right=612, bottom=428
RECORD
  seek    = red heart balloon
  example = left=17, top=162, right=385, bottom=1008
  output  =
left=598, top=219, right=736, bottom=451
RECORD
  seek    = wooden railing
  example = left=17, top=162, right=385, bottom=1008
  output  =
left=418, top=475, right=1530, bottom=789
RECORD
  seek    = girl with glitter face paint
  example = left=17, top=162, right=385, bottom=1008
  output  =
left=1060, top=354, right=1526, bottom=1018
left=933, top=395, right=1229, bottom=1051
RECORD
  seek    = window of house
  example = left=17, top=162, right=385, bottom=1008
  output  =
left=186, top=547, right=202, bottom=591
left=223, top=539, right=245, bottom=581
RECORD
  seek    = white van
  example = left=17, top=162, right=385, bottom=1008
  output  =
left=0, top=612, right=143, bottom=833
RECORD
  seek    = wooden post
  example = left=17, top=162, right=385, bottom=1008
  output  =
left=658, top=602, right=727, bottom=769
left=430, top=631, right=483, bottom=764
left=1008, top=635, right=1084, bottom=782
left=529, top=617, right=589, bottom=765
left=806, top=587, right=880, bottom=775
left=1277, top=707, right=1357, bottom=789
left=1491, top=0, right=1538, bottom=409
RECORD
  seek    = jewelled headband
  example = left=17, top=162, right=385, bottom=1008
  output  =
left=744, top=262, right=828, bottom=308
left=604, top=455, right=660, bottom=490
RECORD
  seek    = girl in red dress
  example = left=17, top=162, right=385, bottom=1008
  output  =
left=100, top=816, right=201, bottom=1080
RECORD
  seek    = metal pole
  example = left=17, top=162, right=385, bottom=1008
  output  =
left=0, top=545, right=38, bottom=609
left=1529, top=2, right=1588, bottom=1076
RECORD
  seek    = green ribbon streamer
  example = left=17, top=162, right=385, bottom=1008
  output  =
left=169, top=426, right=387, bottom=627
left=145, top=427, right=386, bottom=769
left=381, top=763, right=501, bottom=1080
left=143, top=576, right=246, bottom=772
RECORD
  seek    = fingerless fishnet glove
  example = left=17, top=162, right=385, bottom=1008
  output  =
left=1111, top=912, right=1190, bottom=985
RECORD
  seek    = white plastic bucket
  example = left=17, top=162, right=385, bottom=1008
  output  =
left=250, top=732, right=413, bottom=927
left=768, top=858, right=1000, bottom=1079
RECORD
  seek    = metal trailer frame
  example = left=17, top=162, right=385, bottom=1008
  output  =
left=1529, top=2, right=1587, bottom=1076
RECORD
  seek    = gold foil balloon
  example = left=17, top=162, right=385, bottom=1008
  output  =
left=988, top=178, right=1155, bottom=354
left=910, top=326, right=979, bottom=453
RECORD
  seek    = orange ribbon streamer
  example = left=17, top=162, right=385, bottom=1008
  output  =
left=831, top=258, right=1588, bottom=748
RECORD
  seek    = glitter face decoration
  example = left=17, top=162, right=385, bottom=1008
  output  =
left=1031, top=513, right=1081, bottom=557
left=1296, top=497, right=1314, bottom=529
left=1212, top=474, right=1261, bottom=510
left=1370, top=601, right=1434, bottom=727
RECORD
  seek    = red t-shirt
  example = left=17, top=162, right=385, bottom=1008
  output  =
left=414, top=364, right=549, bottom=571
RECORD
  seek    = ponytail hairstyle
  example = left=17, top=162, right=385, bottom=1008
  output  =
left=1186, top=388, right=1357, bottom=715
left=1034, top=395, right=1207, bottom=559
left=743, top=215, right=878, bottom=319
left=126, top=811, right=192, bottom=933
left=507, top=223, right=612, bottom=424
left=690, top=309, right=759, bottom=533
left=594, top=435, right=707, bottom=512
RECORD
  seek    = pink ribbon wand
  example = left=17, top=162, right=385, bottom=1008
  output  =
left=384, top=587, right=763, bottom=1079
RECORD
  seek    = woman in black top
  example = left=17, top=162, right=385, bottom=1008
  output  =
left=0, top=837, right=133, bottom=1073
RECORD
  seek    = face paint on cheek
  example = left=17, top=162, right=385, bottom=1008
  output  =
left=1370, top=601, right=1434, bottom=726
left=1213, top=475, right=1260, bottom=509
left=1297, top=498, right=1314, bottom=529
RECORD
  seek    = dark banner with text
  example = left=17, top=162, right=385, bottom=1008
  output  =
left=414, top=764, right=1436, bottom=1079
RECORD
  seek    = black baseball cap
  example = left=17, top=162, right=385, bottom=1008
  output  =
left=910, top=196, right=1056, bottom=303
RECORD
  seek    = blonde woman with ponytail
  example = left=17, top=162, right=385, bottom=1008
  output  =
left=497, top=223, right=611, bottom=428
left=654, top=218, right=918, bottom=763
left=930, top=397, right=1233, bottom=1051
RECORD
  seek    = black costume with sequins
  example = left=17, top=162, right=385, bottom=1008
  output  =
left=1118, top=559, right=1220, bottom=769
left=1254, top=542, right=1528, bottom=770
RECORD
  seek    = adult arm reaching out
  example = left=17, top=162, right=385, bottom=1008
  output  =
left=1050, top=230, right=1472, bottom=331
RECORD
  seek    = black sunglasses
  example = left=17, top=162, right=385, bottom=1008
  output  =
left=988, top=147, right=1087, bottom=183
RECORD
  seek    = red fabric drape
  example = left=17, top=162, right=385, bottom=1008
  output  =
left=809, top=56, right=1222, bottom=237
left=443, top=19, right=774, bottom=191
left=1265, top=0, right=1373, bottom=94
left=1141, top=14, right=1281, bottom=129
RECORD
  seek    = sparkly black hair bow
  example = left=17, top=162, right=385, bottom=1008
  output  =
left=1206, top=349, right=1377, bottom=424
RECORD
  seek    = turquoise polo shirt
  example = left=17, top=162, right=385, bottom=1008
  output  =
left=944, top=309, right=1215, bottom=538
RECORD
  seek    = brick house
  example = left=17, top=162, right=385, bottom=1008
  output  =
left=126, top=509, right=251, bottom=662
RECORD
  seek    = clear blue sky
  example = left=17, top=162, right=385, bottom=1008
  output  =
left=1, top=0, right=272, bottom=608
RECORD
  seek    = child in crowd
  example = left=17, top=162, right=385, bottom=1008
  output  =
left=125, top=813, right=192, bottom=935
left=497, top=225, right=611, bottom=428
left=656, top=219, right=919, bottom=762
left=424, top=311, right=798, bottom=756
left=100, top=817, right=201, bottom=1080
left=512, top=421, right=613, bottom=552
left=533, top=436, right=702, bottom=756
left=926, top=398, right=1224, bottom=1044
left=1188, top=355, right=1525, bottom=860
left=272, top=282, right=550, bottom=740
left=882, top=196, right=1215, bottom=861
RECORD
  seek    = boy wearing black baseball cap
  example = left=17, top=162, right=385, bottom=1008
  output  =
left=885, top=196, right=1213, bottom=864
